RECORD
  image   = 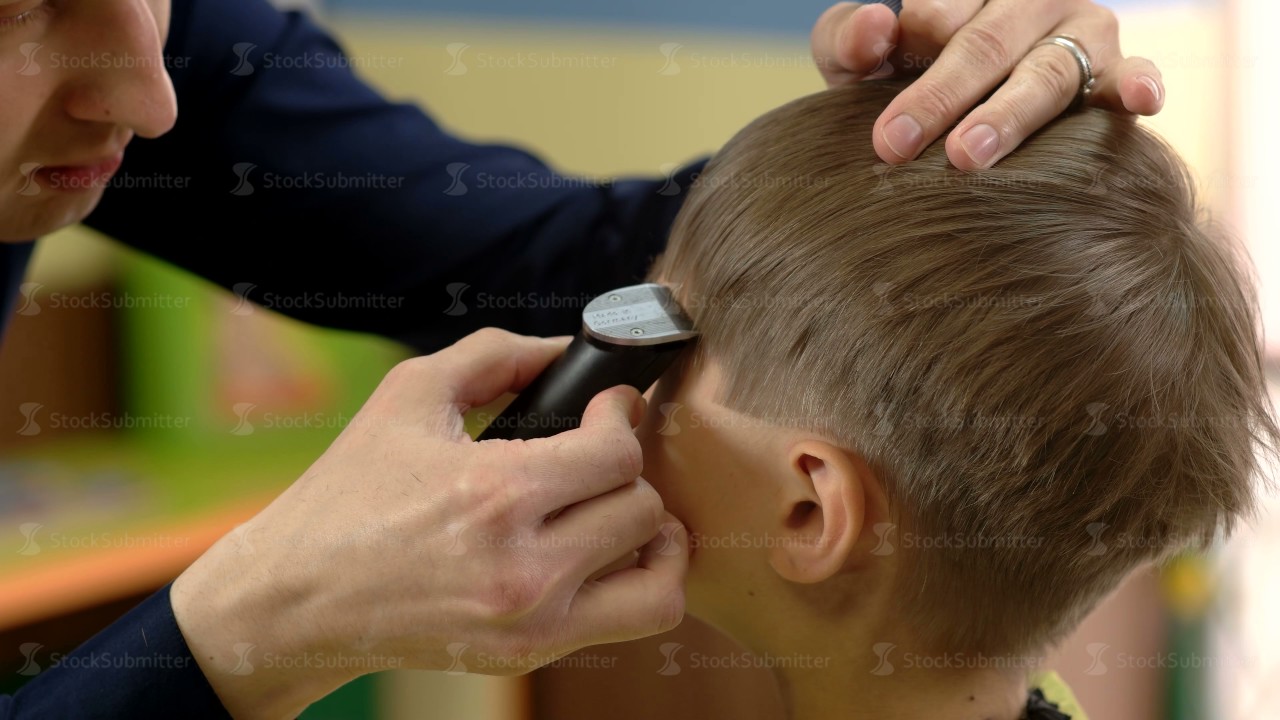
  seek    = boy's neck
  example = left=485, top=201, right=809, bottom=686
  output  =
left=751, top=620, right=1038, bottom=720
left=774, top=659, right=1032, bottom=720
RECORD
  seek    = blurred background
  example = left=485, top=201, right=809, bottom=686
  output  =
left=1, top=0, right=1274, bottom=718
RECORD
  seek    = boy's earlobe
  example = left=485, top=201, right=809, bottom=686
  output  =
left=769, top=440, right=868, bottom=584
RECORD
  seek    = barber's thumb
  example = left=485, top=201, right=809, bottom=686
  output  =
left=429, top=329, right=573, bottom=411
left=579, top=385, right=647, bottom=434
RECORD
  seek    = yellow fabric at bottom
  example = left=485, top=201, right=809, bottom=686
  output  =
left=1031, top=671, right=1088, bottom=720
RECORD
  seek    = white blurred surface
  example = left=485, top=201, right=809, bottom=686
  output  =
left=1219, top=1, right=1280, bottom=716
left=1232, top=0, right=1280, bottom=359
left=1212, top=377, right=1280, bottom=719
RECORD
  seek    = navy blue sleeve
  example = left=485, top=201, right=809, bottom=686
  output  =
left=85, top=0, right=706, bottom=352
left=0, top=242, right=34, bottom=340
left=0, top=584, right=230, bottom=719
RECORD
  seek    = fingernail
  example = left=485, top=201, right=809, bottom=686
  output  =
left=631, top=394, right=648, bottom=425
left=959, top=124, right=1000, bottom=168
left=1138, top=75, right=1162, bottom=104
left=882, top=114, right=923, bottom=160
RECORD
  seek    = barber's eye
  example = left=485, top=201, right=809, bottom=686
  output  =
left=0, top=1, right=52, bottom=31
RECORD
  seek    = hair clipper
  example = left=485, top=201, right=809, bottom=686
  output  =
left=477, top=283, right=698, bottom=441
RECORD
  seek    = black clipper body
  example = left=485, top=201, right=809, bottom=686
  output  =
left=477, top=283, right=698, bottom=441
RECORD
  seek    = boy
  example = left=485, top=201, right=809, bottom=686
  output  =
left=634, top=80, right=1275, bottom=719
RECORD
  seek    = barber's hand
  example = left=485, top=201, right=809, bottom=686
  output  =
left=171, top=328, right=687, bottom=720
left=810, top=0, right=1165, bottom=168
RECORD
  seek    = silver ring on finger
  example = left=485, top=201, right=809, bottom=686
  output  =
left=1035, top=34, right=1096, bottom=111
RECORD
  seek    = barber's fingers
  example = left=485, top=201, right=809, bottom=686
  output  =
left=502, top=385, right=648, bottom=515
left=566, top=514, right=689, bottom=646
left=944, top=13, right=1126, bottom=169
left=544, top=477, right=666, bottom=584
left=356, top=329, right=569, bottom=439
left=873, top=0, right=1068, bottom=163
left=812, top=3, right=900, bottom=86
left=430, top=328, right=572, bottom=410
left=812, top=1, right=992, bottom=87
left=896, top=0, right=988, bottom=66
left=1090, top=55, right=1164, bottom=116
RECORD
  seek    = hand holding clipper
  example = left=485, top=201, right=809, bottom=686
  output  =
left=478, top=283, right=698, bottom=441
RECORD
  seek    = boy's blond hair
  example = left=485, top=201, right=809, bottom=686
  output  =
left=649, top=81, right=1277, bottom=656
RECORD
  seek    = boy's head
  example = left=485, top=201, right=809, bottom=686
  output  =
left=638, top=80, right=1276, bottom=659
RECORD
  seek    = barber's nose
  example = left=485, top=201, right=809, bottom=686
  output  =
left=62, top=0, right=178, bottom=138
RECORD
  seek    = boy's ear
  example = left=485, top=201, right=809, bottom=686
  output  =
left=768, top=440, right=869, bottom=584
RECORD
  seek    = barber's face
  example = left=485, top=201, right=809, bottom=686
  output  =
left=0, top=0, right=176, bottom=242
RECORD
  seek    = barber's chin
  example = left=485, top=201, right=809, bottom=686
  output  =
left=0, top=189, right=104, bottom=242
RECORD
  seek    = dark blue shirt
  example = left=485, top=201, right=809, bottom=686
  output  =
left=0, top=0, right=701, bottom=715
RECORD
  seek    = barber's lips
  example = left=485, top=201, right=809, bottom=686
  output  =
left=37, top=154, right=124, bottom=192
